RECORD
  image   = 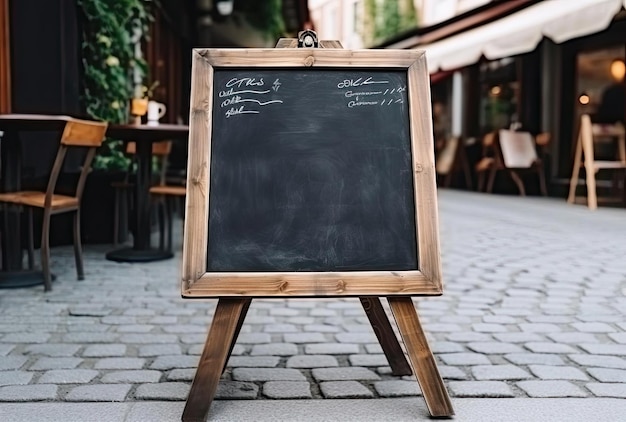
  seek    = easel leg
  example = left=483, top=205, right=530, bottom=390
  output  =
left=221, top=298, right=252, bottom=374
left=360, top=297, right=412, bottom=376
left=182, top=298, right=249, bottom=422
left=388, top=296, right=454, bottom=417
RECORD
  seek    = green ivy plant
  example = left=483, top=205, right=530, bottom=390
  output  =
left=77, top=0, right=153, bottom=171
left=362, top=0, right=417, bottom=47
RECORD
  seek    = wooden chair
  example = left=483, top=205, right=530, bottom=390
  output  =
left=474, top=131, right=497, bottom=192
left=475, top=130, right=547, bottom=196
left=567, top=114, right=626, bottom=210
left=436, top=136, right=472, bottom=189
left=150, top=168, right=186, bottom=253
left=112, top=140, right=172, bottom=246
left=0, top=118, right=108, bottom=291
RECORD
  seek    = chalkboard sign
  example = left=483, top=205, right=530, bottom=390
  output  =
left=182, top=48, right=443, bottom=298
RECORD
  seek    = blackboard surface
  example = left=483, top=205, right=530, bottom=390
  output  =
left=207, top=69, right=417, bottom=272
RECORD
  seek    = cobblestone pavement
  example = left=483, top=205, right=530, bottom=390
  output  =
left=0, top=190, right=625, bottom=405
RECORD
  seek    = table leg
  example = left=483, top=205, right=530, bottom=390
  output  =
left=106, top=140, right=173, bottom=262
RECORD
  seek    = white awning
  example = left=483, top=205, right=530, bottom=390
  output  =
left=423, top=0, right=625, bottom=73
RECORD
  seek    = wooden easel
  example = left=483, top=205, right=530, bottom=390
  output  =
left=181, top=33, right=453, bottom=421
left=568, top=114, right=626, bottom=210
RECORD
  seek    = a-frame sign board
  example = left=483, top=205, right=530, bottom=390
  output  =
left=181, top=32, right=453, bottom=421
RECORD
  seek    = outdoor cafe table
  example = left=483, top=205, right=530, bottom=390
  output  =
left=0, top=113, right=73, bottom=287
left=105, top=123, right=189, bottom=263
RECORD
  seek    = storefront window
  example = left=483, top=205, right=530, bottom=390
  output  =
left=576, top=45, right=625, bottom=125
left=478, top=57, right=519, bottom=134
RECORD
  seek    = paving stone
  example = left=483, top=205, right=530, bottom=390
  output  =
left=567, top=354, right=626, bottom=369
left=304, top=343, right=360, bottom=355
left=250, top=343, right=298, bottom=356
left=263, top=381, right=312, bottom=399
left=518, top=323, right=561, bottom=333
left=587, top=368, right=626, bottom=382
left=0, top=356, right=28, bottom=370
left=504, top=353, right=565, bottom=366
left=228, top=356, right=280, bottom=368
left=439, top=366, right=470, bottom=380
left=586, top=383, right=626, bottom=398
left=24, top=344, right=80, bottom=357
left=348, top=354, right=388, bottom=367
left=138, top=344, right=182, bottom=357
left=149, top=355, right=198, bottom=370
left=528, top=365, right=588, bottom=380
left=546, top=332, right=599, bottom=343
left=116, top=325, right=155, bottom=333
left=471, top=365, right=532, bottom=380
left=29, top=358, right=82, bottom=370
left=374, top=380, right=420, bottom=397
left=571, top=322, right=616, bottom=333
left=447, top=381, right=514, bottom=398
left=492, top=332, right=545, bottom=343
left=134, top=382, right=189, bottom=400
left=235, top=333, right=272, bottom=344
left=82, top=344, right=127, bottom=357
left=431, top=342, right=465, bottom=353
left=303, top=324, right=342, bottom=333
left=312, top=367, right=380, bottom=381
left=335, top=332, right=377, bottom=343
left=439, top=353, right=491, bottom=366
left=0, top=384, right=58, bottom=401
left=319, top=381, right=373, bottom=398
left=524, top=342, right=578, bottom=354
left=38, top=369, right=99, bottom=384
left=166, top=369, right=195, bottom=382
left=62, top=333, right=118, bottom=343
left=94, top=358, right=146, bottom=370
left=516, top=380, right=587, bottom=397
left=608, top=332, right=626, bottom=344
left=0, top=344, right=14, bottom=356
left=287, top=355, right=338, bottom=368
left=101, top=370, right=162, bottom=383
left=578, top=343, right=626, bottom=356
left=0, top=371, right=33, bottom=386
left=466, top=342, right=524, bottom=354
left=264, top=324, right=298, bottom=333
left=446, top=332, right=493, bottom=342
left=119, top=334, right=178, bottom=344
left=0, top=333, right=51, bottom=343
left=232, top=368, right=306, bottom=382
left=283, top=333, right=326, bottom=343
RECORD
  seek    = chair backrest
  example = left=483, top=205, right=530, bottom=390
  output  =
left=125, top=141, right=172, bottom=185
left=435, top=137, right=459, bottom=175
left=498, top=129, right=538, bottom=168
left=45, top=118, right=108, bottom=206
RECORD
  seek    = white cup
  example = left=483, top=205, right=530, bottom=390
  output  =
left=147, top=101, right=166, bottom=124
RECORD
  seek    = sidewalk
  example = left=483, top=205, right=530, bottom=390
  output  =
left=0, top=190, right=625, bottom=421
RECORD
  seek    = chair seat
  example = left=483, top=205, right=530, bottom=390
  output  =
left=475, top=157, right=495, bottom=171
left=0, top=191, right=79, bottom=210
left=150, top=185, right=187, bottom=196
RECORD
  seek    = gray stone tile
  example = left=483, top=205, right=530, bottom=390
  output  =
left=504, top=353, right=565, bottom=366
left=286, top=355, right=338, bottom=368
left=587, top=368, right=626, bottom=382
left=447, top=381, right=514, bottom=398
left=466, top=342, right=524, bottom=354
left=232, top=368, right=306, bottom=382
left=0, top=333, right=51, bottom=343
left=134, top=382, right=189, bottom=400
left=228, top=356, right=280, bottom=368
left=29, top=358, right=82, bottom=370
left=524, top=342, right=578, bottom=354
left=529, top=365, right=588, bottom=380
left=312, top=367, right=380, bottom=381
left=0, top=371, right=33, bottom=386
left=319, top=381, right=373, bottom=398
left=571, top=322, right=617, bottom=333
left=374, top=380, right=420, bottom=397
left=24, top=344, right=80, bottom=357
left=38, top=369, right=99, bottom=384
left=263, top=381, right=312, bottom=399
left=138, top=344, right=182, bottom=357
left=82, top=344, right=127, bottom=357
left=94, top=358, right=146, bottom=370
left=516, top=380, right=587, bottom=397
left=101, top=370, right=162, bottom=383
left=283, top=333, right=326, bottom=343
left=0, top=356, right=28, bottom=370
left=304, top=343, right=360, bottom=355
left=439, top=365, right=469, bottom=380
left=0, top=384, right=58, bottom=401
left=586, top=383, right=626, bottom=398
left=578, top=343, right=626, bottom=355
left=250, top=343, right=298, bottom=356
left=149, top=355, right=198, bottom=370
left=567, top=354, right=626, bottom=369
left=471, top=365, right=532, bottom=380
left=547, top=332, right=599, bottom=343
left=492, top=332, right=545, bottom=343
left=348, top=354, right=388, bottom=367
left=439, top=353, right=491, bottom=366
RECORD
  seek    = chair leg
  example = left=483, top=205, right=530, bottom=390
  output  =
left=27, top=207, right=35, bottom=270
left=166, top=198, right=174, bottom=252
left=156, top=197, right=166, bottom=250
left=73, top=209, right=84, bottom=280
left=538, top=168, right=548, bottom=197
left=476, top=172, right=485, bottom=192
left=486, top=168, right=497, bottom=193
left=40, top=210, right=52, bottom=292
left=509, top=170, right=526, bottom=196
left=113, top=189, right=120, bottom=246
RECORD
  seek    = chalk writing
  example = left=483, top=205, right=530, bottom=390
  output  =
left=336, top=77, right=406, bottom=109
left=219, top=76, right=284, bottom=118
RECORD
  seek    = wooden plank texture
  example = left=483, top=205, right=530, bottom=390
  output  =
left=182, top=299, right=249, bottom=422
left=388, top=296, right=453, bottom=417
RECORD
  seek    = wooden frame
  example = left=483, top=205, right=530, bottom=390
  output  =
left=182, top=48, right=442, bottom=298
